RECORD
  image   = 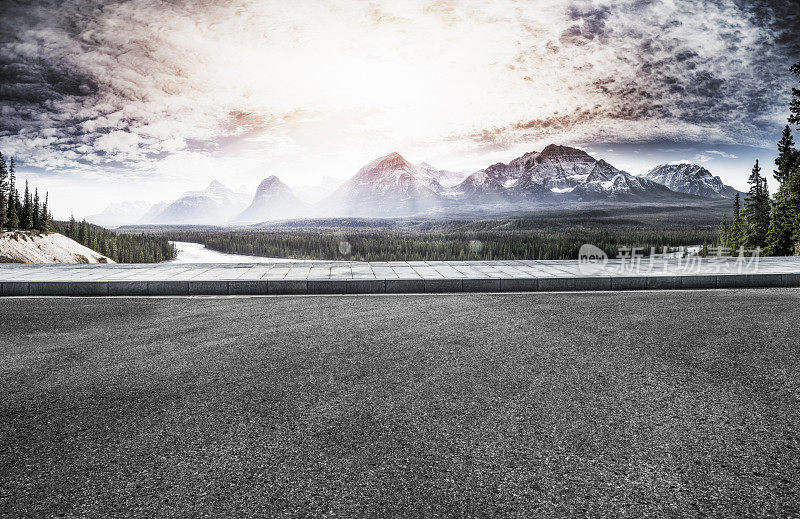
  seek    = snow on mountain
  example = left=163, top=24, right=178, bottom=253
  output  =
left=139, top=201, right=169, bottom=224
left=641, top=163, right=739, bottom=199
left=84, top=201, right=153, bottom=227
left=320, top=152, right=464, bottom=216
left=453, top=144, right=682, bottom=202
left=416, top=162, right=472, bottom=189
left=235, top=175, right=311, bottom=223
left=151, top=180, right=250, bottom=224
left=122, top=147, right=725, bottom=225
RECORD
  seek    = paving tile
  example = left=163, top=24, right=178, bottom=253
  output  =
left=69, top=282, right=109, bottom=296
left=680, top=275, right=717, bottom=289
left=308, top=280, right=347, bottom=294
left=385, top=279, right=425, bottom=293
left=148, top=281, right=190, bottom=296
left=108, top=281, right=148, bottom=296
left=782, top=273, right=800, bottom=287
left=538, top=278, right=577, bottom=292
left=424, top=279, right=462, bottom=293
left=188, top=281, right=229, bottom=295
left=646, top=276, right=681, bottom=290
left=228, top=280, right=270, bottom=295
left=575, top=277, right=612, bottom=291
left=2, top=257, right=798, bottom=297
left=500, top=278, right=537, bottom=292
left=462, top=278, right=501, bottom=292
left=717, top=273, right=782, bottom=288
left=611, top=277, right=648, bottom=291
left=29, top=282, right=70, bottom=296
left=269, top=280, right=307, bottom=295
left=346, top=280, right=385, bottom=294
left=1, top=282, right=29, bottom=296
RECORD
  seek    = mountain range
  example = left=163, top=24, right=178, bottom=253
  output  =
left=86, top=144, right=740, bottom=226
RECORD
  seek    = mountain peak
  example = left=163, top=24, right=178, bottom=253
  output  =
left=373, top=151, right=411, bottom=167
left=257, top=175, right=285, bottom=189
left=643, top=162, right=737, bottom=199
left=207, top=179, right=227, bottom=190
left=538, top=144, right=594, bottom=162
left=354, top=152, right=417, bottom=181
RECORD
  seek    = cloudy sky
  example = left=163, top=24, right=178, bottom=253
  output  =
left=1, top=0, right=799, bottom=216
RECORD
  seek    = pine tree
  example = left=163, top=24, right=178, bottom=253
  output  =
left=40, top=192, right=51, bottom=233
left=719, top=214, right=730, bottom=248
left=0, top=152, right=7, bottom=230
left=742, top=160, right=771, bottom=248
left=731, top=192, right=743, bottom=250
left=22, top=180, right=34, bottom=229
left=766, top=61, right=800, bottom=255
left=78, top=219, right=87, bottom=244
left=68, top=213, right=77, bottom=238
left=775, top=125, right=798, bottom=185
left=789, top=61, right=800, bottom=128
left=7, top=159, right=18, bottom=229
left=765, top=180, right=799, bottom=255
left=32, top=188, right=40, bottom=230
left=766, top=126, right=799, bottom=255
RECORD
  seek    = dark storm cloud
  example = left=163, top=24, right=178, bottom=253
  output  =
left=468, top=0, right=800, bottom=149
left=1, top=0, right=799, bottom=174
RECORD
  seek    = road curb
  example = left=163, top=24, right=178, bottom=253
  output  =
left=2, top=272, right=798, bottom=296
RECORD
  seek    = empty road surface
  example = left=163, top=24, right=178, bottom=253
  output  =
left=1, top=290, right=799, bottom=518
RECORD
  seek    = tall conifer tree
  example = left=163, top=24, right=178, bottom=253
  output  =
left=40, top=192, right=51, bottom=233
left=742, top=160, right=770, bottom=248
left=731, top=192, right=743, bottom=250
left=7, top=158, right=18, bottom=229
left=22, top=180, right=33, bottom=229
left=774, top=125, right=798, bottom=185
left=0, top=152, right=7, bottom=229
left=32, top=188, right=40, bottom=230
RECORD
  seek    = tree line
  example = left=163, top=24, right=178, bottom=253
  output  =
left=166, top=227, right=716, bottom=262
left=0, top=153, right=53, bottom=232
left=0, top=150, right=176, bottom=263
left=719, top=61, right=800, bottom=255
left=54, top=218, right=177, bottom=263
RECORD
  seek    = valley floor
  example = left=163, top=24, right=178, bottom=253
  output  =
left=1, top=290, right=798, bottom=517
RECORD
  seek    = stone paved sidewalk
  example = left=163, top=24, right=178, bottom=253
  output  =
left=1, top=257, right=799, bottom=296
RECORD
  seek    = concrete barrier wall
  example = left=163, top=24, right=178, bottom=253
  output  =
left=2, top=273, right=799, bottom=296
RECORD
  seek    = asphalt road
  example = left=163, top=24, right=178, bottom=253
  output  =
left=1, top=290, right=799, bottom=518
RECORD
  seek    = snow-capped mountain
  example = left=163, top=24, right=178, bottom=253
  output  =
left=235, top=176, right=311, bottom=223
left=320, top=152, right=463, bottom=216
left=139, top=201, right=169, bottom=224
left=641, top=163, right=739, bottom=199
left=89, top=146, right=728, bottom=227
left=85, top=201, right=153, bottom=227
left=320, top=145, right=697, bottom=216
left=151, top=180, right=250, bottom=224
left=453, top=144, right=681, bottom=202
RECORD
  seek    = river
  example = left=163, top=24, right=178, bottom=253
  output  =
left=168, top=241, right=318, bottom=263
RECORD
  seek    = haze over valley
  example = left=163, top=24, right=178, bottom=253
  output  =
left=84, top=145, right=741, bottom=227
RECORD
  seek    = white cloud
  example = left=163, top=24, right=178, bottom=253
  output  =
left=94, top=131, right=140, bottom=155
left=705, top=150, right=738, bottom=159
left=0, top=0, right=796, bottom=209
